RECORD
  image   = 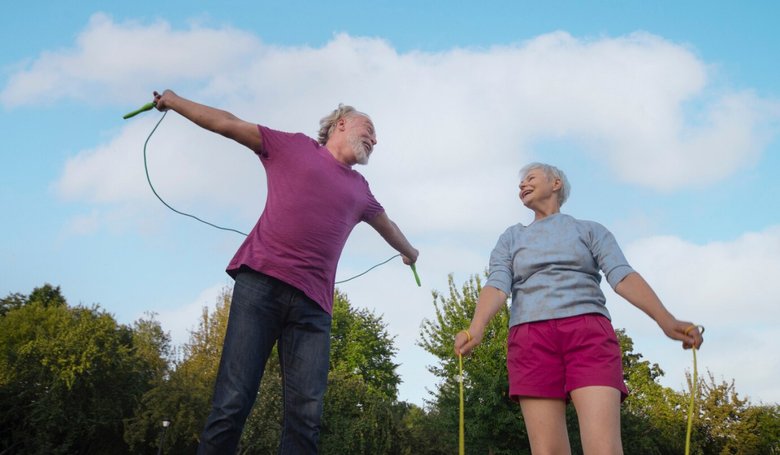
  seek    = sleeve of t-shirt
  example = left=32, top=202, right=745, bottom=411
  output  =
left=256, top=125, right=319, bottom=159
left=485, top=227, right=515, bottom=296
left=361, top=181, right=385, bottom=222
left=587, top=221, right=635, bottom=289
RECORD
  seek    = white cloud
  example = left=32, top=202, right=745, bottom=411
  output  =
left=624, top=227, right=780, bottom=320
left=607, top=226, right=780, bottom=404
left=0, top=13, right=260, bottom=107
left=25, top=22, right=771, bottom=240
left=55, top=112, right=266, bottom=228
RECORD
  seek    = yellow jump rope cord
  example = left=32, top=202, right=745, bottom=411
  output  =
left=458, top=330, right=472, bottom=455
left=684, top=324, right=705, bottom=455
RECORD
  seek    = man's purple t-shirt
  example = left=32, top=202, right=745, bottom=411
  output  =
left=227, top=125, right=384, bottom=314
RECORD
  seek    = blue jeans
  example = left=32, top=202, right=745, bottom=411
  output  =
left=197, top=270, right=332, bottom=454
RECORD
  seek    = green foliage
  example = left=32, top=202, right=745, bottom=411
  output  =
left=4, top=281, right=778, bottom=453
left=124, top=288, right=231, bottom=454
left=691, top=372, right=780, bottom=455
left=0, top=283, right=66, bottom=317
left=132, top=312, right=174, bottom=382
left=320, top=371, right=400, bottom=454
left=0, top=291, right=26, bottom=316
left=330, top=290, right=400, bottom=400
left=28, top=283, right=68, bottom=308
left=743, top=403, right=780, bottom=454
left=0, top=285, right=165, bottom=454
left=397, top=404, right=452, bottom=455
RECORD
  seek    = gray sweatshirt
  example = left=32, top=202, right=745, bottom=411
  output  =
left=485, top=213, right=635, bottom=327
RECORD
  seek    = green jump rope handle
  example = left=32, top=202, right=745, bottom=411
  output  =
left=123, top=101, right=156, bottom=119
left=410, top=263, right=421, bottom=287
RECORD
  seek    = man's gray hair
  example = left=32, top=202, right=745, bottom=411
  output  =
left=519, top=162, right=571, bottom=207
left=317, top=104, right=368, bottom=145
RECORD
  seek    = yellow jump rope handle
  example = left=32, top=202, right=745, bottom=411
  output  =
left=684, top=325, right=705, bottom=455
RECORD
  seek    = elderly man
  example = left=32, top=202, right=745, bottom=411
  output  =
left=153, top=90, right=418, bottom=454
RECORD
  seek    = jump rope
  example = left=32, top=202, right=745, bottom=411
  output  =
left=126, top=102, right=701, bottom=454
left=123, top=102, right=422, bottom=286
left=684, top=325, right=705, bottom=455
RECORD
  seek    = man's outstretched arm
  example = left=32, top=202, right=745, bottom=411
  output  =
left=154, top=89, right=263, bottom=152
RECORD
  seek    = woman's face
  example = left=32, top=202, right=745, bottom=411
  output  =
left=519, top=168, right=560, bottom=209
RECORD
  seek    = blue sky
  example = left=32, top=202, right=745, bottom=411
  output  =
left=2, top=1, right=779, bottom=407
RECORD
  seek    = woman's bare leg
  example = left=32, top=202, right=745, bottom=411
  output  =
left=519, top=397, right=571, bottom=455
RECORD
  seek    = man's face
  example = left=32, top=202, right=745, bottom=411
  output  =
left=345, top=115, right=376, bottom=165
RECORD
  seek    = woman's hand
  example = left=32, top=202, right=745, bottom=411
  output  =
left=658, top=317, right=704, bottom=350
left=454, top=328, right=483, bottom=356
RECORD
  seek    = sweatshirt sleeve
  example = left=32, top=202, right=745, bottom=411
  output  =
left=588, top=221, right=635, bottom=289
left=485, top=226, right=516, bottom=296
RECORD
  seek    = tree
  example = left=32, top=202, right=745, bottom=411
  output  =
left=0, top=285, right=164, bottom=454
left=396, top=403, right=452, bottom=455
left=691, top=372, right=780, bottom=455
left=27, top=283, right=67, bottom=308
left=0, top=292, right=26, bottom=316
left=320, top=371, right=400, bottom=454
left=131, top=312, right=175, bottom=386
left=742, top=403, right=780, bottom=454
left=124, top=288, right=231, bottom=454
left=418, top=273, right=529, bottom=455
left=329, top=289, right=401, bottom=400
left=0, top=283, right=66, bottom=317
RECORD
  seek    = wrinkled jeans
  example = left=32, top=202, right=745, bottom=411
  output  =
left=197, top=270, right=332, bottom=454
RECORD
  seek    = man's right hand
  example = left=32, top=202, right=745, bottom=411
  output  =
left=153, top=89, right=177, bottom=111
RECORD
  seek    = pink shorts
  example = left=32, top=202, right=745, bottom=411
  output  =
left=507, top=313, right=629, bottom=402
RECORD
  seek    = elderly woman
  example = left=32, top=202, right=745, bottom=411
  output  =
left=454, top=162, right=703, bottom=454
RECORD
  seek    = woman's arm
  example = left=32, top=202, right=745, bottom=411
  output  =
left=454, top=285, right=508, bottom=356
left=615, top=272, right=703, bottom=349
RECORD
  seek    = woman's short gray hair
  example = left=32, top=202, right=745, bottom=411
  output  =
left=317, top=104, right=367, bottom=145
left=519, top=162, right=571, bottom=207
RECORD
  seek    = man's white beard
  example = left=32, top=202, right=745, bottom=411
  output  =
left=349, top=135, right=370, bottom=165
left=354, top=147, right=369, bottom=165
